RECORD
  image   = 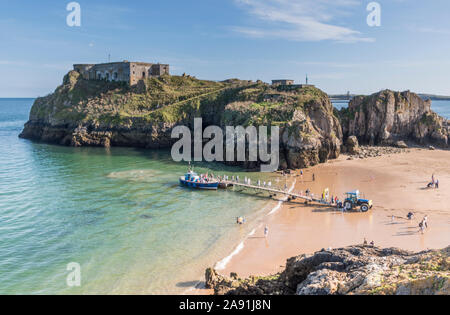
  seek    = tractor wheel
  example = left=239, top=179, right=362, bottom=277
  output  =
left=344, top=201, right=353, bottom=211
left=360, top=204, right=369, bottom=212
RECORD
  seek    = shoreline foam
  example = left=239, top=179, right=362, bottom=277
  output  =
left=213, top=177, right=297, bottom=273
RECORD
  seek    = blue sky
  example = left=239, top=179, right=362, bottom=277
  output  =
left=1, top=0, right=450, bottom=97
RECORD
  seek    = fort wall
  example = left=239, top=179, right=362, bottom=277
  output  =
left=73, top=61, right=170, bottom=86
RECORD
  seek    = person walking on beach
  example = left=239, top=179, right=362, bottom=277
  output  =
left=312, top=173, right=315, bottom=182
left=407, top=212, right=414, bottom=220
left=435, top=179, right=439, bottom=189
left=423, top=216, right=428, bottom=228
left=264, top=225, right=269, bottom=238
left=419, top=221, right=425, bottom=234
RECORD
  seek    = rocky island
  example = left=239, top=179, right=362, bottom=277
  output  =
left=20, top=70, right=448, bottom=170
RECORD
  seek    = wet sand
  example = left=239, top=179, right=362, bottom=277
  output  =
left=212, top=148, right=450, bottom=281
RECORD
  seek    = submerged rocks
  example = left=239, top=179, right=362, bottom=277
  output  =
left=206, top=245, right=450, bottom=295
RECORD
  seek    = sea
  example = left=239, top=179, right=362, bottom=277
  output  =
left=0, top=98, right=281, bottom=294
left=0, top=98, right=448, bottom=294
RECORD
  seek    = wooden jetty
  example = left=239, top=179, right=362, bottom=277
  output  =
left=219, top=179, right=328, bottom=205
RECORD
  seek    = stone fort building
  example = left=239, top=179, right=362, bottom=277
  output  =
left=73, top=61, right=170, bottom=86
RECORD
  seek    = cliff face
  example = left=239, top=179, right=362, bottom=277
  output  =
left=20, top=71, right=343, bottom=170
left=220, top=86, right=342, bottom=169
left=205, top=245, right=450, bottom=295
left=339, top=90, right=448, bottom=147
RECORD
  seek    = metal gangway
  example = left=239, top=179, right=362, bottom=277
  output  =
left=219, top=178, right=327, bottom=204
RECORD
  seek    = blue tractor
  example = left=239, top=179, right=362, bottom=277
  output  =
left=343, top=190, right=373, bottom=212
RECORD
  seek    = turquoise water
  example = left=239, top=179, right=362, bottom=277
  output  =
left=332, top=99, right=450, bottom=119
left=0, top=98, right=277, bottom=294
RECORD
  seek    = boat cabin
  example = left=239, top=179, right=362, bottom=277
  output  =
left=184, top=171, right=200, bottom=182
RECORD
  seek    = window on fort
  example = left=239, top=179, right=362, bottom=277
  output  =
left=142, top=72, right=146, bottom=78
left=113, top=72, right=118, bottom=80
left=97, top=73, right=102, bottom=80
left=106, top=73, right=110, bottom=80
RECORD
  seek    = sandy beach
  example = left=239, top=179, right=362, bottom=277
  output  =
left=195, top=148, right=450, bottom=291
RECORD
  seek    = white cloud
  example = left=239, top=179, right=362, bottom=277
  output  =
left=232, top=0, right=374, bottom=42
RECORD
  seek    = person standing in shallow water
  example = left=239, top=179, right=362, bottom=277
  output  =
left=264, top=225, right=269, bottom=238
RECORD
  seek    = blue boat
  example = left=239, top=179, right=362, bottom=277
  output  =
left=179, top=171, right=219, bottom=190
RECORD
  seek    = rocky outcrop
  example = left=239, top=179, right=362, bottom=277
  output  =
left=206, top=245, right=449, bottom=295
left=339, top=90, right=448, bottom=147
left=20, top=71, right=343, bottom=170
left=22, top=72, right=446, bottom=171
left=346, top=136, right=359, bottom=154
left=221, top=87, right=342, bottom=169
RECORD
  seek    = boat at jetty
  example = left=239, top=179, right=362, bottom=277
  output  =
left=179, top=171, right=219, bottom=190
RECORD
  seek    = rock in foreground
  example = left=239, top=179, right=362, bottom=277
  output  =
left=206, top=245, right=449, bottom=295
